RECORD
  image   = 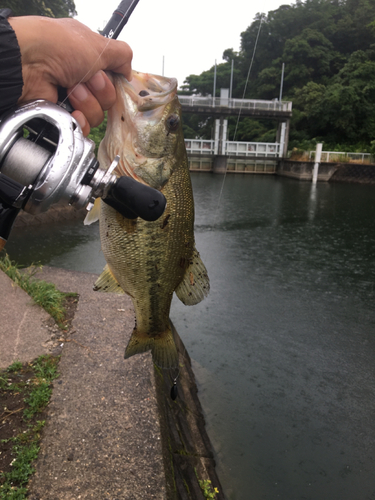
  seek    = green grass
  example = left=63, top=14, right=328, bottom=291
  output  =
left=6, top=361, right=23, bottom=373
left=0, top=257, right=75, bottom=497
left=0, top=253, right=76, bottom=329
left=23, top=356, right=59, bottom=420
left=0, top=356, right=60, bottom=499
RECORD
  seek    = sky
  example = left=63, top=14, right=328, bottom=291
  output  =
left=74, top=0, right=289, bottom=89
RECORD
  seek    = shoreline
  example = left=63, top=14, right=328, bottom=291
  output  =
left=1, top=266, right=225, bottom=499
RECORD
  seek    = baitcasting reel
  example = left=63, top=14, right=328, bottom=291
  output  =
left=0, top=100, right=166, bottom=250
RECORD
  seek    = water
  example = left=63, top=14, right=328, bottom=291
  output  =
left=5, top=174, right=375, bottom=500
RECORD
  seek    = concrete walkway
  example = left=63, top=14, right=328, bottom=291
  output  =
left=1, top=266, right=225, bottom=500
left=1, top=267, right=167, bottom=499
left=0, top=270, right=53, bottom=369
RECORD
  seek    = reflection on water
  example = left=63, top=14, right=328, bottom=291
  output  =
left=4, top=174, right=375, bottom=500
left=5, top=219, right=105, bottom=273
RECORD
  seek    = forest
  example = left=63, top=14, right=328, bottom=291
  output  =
left=180, top=0, right=375, bottom=153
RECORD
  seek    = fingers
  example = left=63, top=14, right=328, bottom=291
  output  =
left=72, top=110, right=90, bottom=137
left=101, top=39, right=133, bottom=80
left=68, top=71, right=116, bottom=133
left=86, top=71, right=116, bottom=110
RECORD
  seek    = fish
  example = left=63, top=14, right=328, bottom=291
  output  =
left=85, top=71, right=209, bottom=369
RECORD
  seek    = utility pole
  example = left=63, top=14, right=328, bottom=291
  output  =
left=229, top=59, right=234, bottom=99
left=279, top=62, right=285, bottom=102
left=213, top=60, right=217, bottom=105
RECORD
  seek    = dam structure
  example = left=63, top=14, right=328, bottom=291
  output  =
left=179, top=90, right=293, bottom=174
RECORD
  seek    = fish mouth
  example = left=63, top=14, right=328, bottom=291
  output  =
left=104, top=71, right=179, bottom=189
left=120, top=71, right=178, bottom=111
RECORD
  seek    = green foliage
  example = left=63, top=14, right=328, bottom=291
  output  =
left=7, top=361, right=23, bottom=373
left=2, top=0, right=77, bottom=17
left=231, top=118, right=277, bottom=142
left=197, top=478, right=219, bottom=499
left=181, top=0, right=375, bottom=150
left=23, top=356, right=59, bottom=419
left=88, top=113, right=107, bottom=155
left=194, top=468, right=219, bottom=499
left=181, top=114, right=214, bottom=140
left=0, top=356, right=59, bottom=499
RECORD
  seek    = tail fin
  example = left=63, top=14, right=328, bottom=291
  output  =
left=124, top=322, right=179, bottom=369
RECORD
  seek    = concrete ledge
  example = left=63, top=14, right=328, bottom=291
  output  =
left=276, top=159, right=338, bottom=181
left=155, top=326, right=225, bottom=499
left=330, top=163, right=375, bottom=184
left=0, top=270, right=53, bottom=369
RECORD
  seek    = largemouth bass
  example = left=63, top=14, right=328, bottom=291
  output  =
left=86, top=71, right=209, bottom=369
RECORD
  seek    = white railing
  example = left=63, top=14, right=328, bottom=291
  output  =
left=184, top=139, right=215, bottom=155
left=309, top=151, right=373, bottom=163
left=184, top=140, right=281, bottom=157
left=185, top=140, right=281, bottom=157
left=225, top=142, right=280, bottom=157
left=179, top=95, right=292, bottom=113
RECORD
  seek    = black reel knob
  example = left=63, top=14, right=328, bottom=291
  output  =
left=103, top=176, right=166, bottom=221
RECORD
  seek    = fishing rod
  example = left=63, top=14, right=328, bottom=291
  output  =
left=102, top=0, right=140, bottom=39
left=0, top=0, right=166, bottom=251
left=58, top=0, right=140, bottom=109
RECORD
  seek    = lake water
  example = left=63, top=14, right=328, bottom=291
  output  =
left=4, top=173, right=375, bottom=500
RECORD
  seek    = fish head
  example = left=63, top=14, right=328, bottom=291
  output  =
left=99, top=71, right=183, bottom=190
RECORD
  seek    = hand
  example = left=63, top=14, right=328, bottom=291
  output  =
left=8, top=16, right=133, bottom=136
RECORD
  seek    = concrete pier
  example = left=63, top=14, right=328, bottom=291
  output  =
left=212, top=155, right=228, bottom=174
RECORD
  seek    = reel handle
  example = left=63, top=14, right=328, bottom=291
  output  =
left=103, top=176, right=166, bottom=221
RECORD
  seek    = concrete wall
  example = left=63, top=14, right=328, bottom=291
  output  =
left=276, top=159, right=338, bottom=181
left=277, top=159, right=375, bottom=183
left=330, top=163, right=375, bottom=184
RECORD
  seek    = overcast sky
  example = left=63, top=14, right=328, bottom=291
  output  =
left=74, top=0, right=289, bottom=89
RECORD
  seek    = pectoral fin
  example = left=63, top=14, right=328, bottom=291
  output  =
left=175, top=247, right=210, bottom=305
left=93, top=264, right=125, bottom=294
left=84, top=198, right=101, bottom=225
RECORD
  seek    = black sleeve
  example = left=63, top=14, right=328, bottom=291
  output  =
left=0, top=16, right=23, bottom=115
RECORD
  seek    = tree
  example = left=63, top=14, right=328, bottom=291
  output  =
left=3, top=0, right=77, bottom=17
left=282, top=29, right=336, bottom=89
left=181, top=0, right=375, bottom=149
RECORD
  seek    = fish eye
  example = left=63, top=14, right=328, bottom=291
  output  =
left=139, top=90, right=150, bottom=96
left=166, top=114, right=180, bottom=133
